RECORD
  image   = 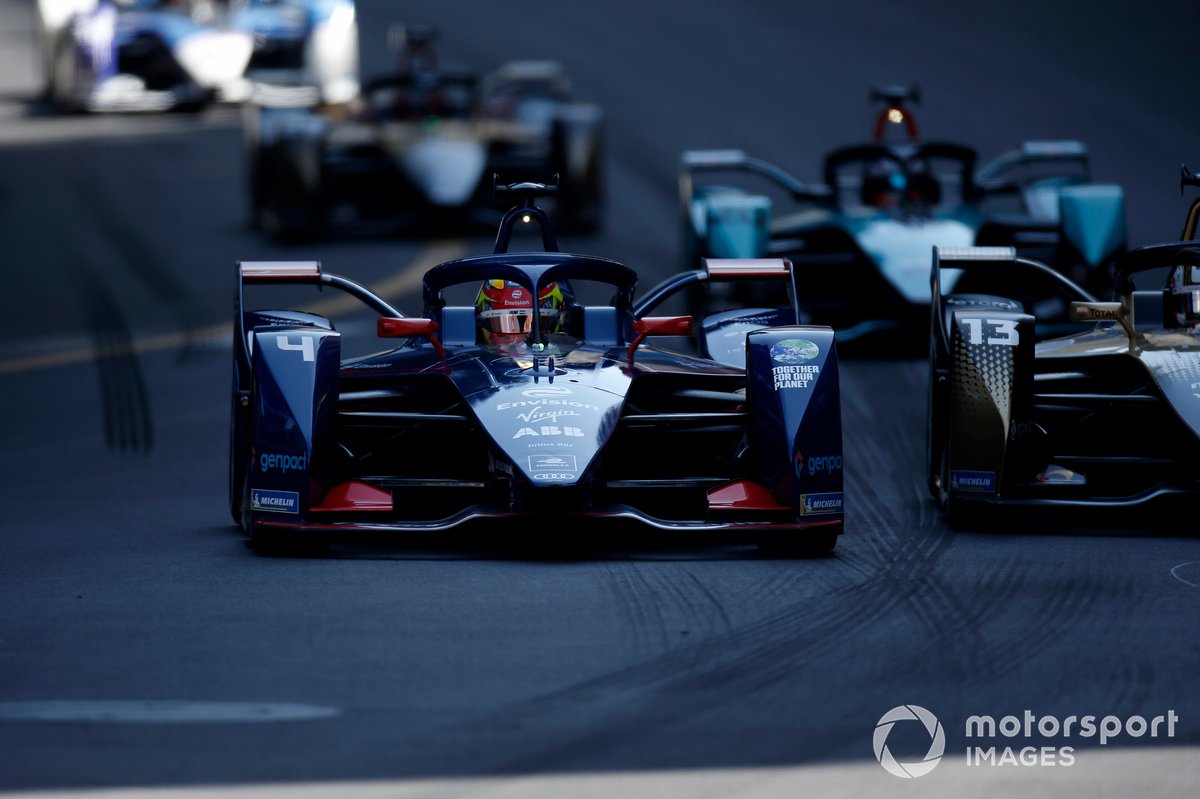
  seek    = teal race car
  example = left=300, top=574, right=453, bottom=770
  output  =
left=679, top=86, right=1127, bottom=347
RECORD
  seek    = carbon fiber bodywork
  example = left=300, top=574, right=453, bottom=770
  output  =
left=928, top=244, right=1200, bottom=519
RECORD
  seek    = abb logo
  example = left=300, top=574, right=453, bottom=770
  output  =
left=513, top=426, right=584, bottom=439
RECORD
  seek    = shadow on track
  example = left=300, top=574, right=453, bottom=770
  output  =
left=223, top=525, right=848, bottom=563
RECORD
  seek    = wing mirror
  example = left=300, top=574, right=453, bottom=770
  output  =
left=627, top=316, right=695, bottom=361
left=378, top=317, right=445, bottom=359
left=1069, top=302, right=1133, bottom=341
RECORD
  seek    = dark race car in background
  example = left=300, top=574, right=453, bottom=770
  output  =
left=230, top=182, right=842, bottom=554
left=927, top=195, right=1200, bottom=525
left=243, top=26, right=604, bottom=241
left=680, top=85, right=1127, bottom=347
left=38, top=0, right=254, bottom=112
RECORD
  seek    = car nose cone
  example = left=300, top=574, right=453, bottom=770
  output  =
left=401, top=137, right=487, bottom=206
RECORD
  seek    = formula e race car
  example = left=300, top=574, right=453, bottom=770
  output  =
left=927, top=229, right=1200, bottom=523
left=243, top=26, right=604, bottom=241
left=229, top=181, right=842, bottom=553
left=38, top=0, right=254, bottom=112
left=680, top=85, right=1127, bottom=344
left=227, top=0, right=359, bottom=106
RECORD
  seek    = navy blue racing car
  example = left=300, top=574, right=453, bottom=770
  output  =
left=229, top=181, right=844, bottom=553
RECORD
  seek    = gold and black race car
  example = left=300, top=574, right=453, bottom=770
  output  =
left=927, top=177, right=1200, bottom=523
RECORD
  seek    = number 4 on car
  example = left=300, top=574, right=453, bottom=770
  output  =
left=229, top=180, right=845, bottom=555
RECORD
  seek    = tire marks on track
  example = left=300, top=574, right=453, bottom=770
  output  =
left=70, top=174, right=215, bottom=359
left=70, top=264, right=154, bottom=453
left=599, top=562, right=736, bottom=658
left=437, top=361, right=1121, bottom=773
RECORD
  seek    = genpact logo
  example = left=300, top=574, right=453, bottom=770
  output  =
left=260, top=452, right=306, bottom=474
left=874, top=705, right=945, bottom=778
left=806, top=454, right=842, bottom=476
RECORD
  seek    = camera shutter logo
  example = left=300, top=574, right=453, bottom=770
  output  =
left=873, top=705, right=945, bottom=778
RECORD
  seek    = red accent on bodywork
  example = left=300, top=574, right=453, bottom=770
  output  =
left=707, top=481, right=788, bottom=510
left=377, top=317, right=445, bottom=360
left=310, top=481, right=393, bottom=512
left=633, top=316, right=695, bottom=336
left=627, top=316, right=695, bottom=360
left=872, top=107, right=919, bottom=142
left=378, top=317, right=439, bottom=337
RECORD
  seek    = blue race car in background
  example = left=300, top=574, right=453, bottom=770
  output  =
left=228, top=0, right=358, bottom=105
left=928, top=167, right=1200, bottom=524
left=680, top=85, right=1127, bottom=345
left=229, top=181, right=843, bottom=554
left=39, top=0, right=253, bottom=112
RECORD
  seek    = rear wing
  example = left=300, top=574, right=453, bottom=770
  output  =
left=236, top=260, right=402, bottom=317
left=975, top=140, right=1091, bottom=191
left=633, top=258, right=799, bottom=321
left=680, top=149, right=832, bottom=203
left=234, top=260, right=404, bottom=366
left=931, top=246, right=1094, bottom=345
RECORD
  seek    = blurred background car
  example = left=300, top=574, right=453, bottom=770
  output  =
left=680, top=85, right=1127, bottom=347
left=36, top=0, right=255, bottom=112
left=242, top=24, right=605, bottom=241
left=227, top=0, right=359, bottom=105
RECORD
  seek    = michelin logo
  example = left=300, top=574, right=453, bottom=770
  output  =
left=251, top=489, right=299, bottom=514
left=950, top=470, right=996, bottom=492
left=800, top=492, right=843, bottom=515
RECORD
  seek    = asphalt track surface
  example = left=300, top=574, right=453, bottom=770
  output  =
left=1, top=0, right=1199, bottom=796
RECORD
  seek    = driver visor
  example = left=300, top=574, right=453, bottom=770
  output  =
left=479, top=308, right=554, bottom=334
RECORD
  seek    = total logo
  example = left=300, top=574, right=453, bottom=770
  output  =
left=874, top=705, right=945, bottom=778
left=947, top=296, right=1020, bottom=312
left=521, top=385, right=572, bottom=399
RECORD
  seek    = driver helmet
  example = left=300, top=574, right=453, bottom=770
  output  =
left=475, top=280, right=564, bottom=344
left=861, top=158, right=906, bottom=209
left=1168, top=263, right=1200, bottom=327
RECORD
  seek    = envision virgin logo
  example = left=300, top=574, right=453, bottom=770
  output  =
left=874, top=705, right=945, bottom=778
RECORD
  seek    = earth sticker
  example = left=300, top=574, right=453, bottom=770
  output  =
left=770, top=338, right=820, bottom=364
